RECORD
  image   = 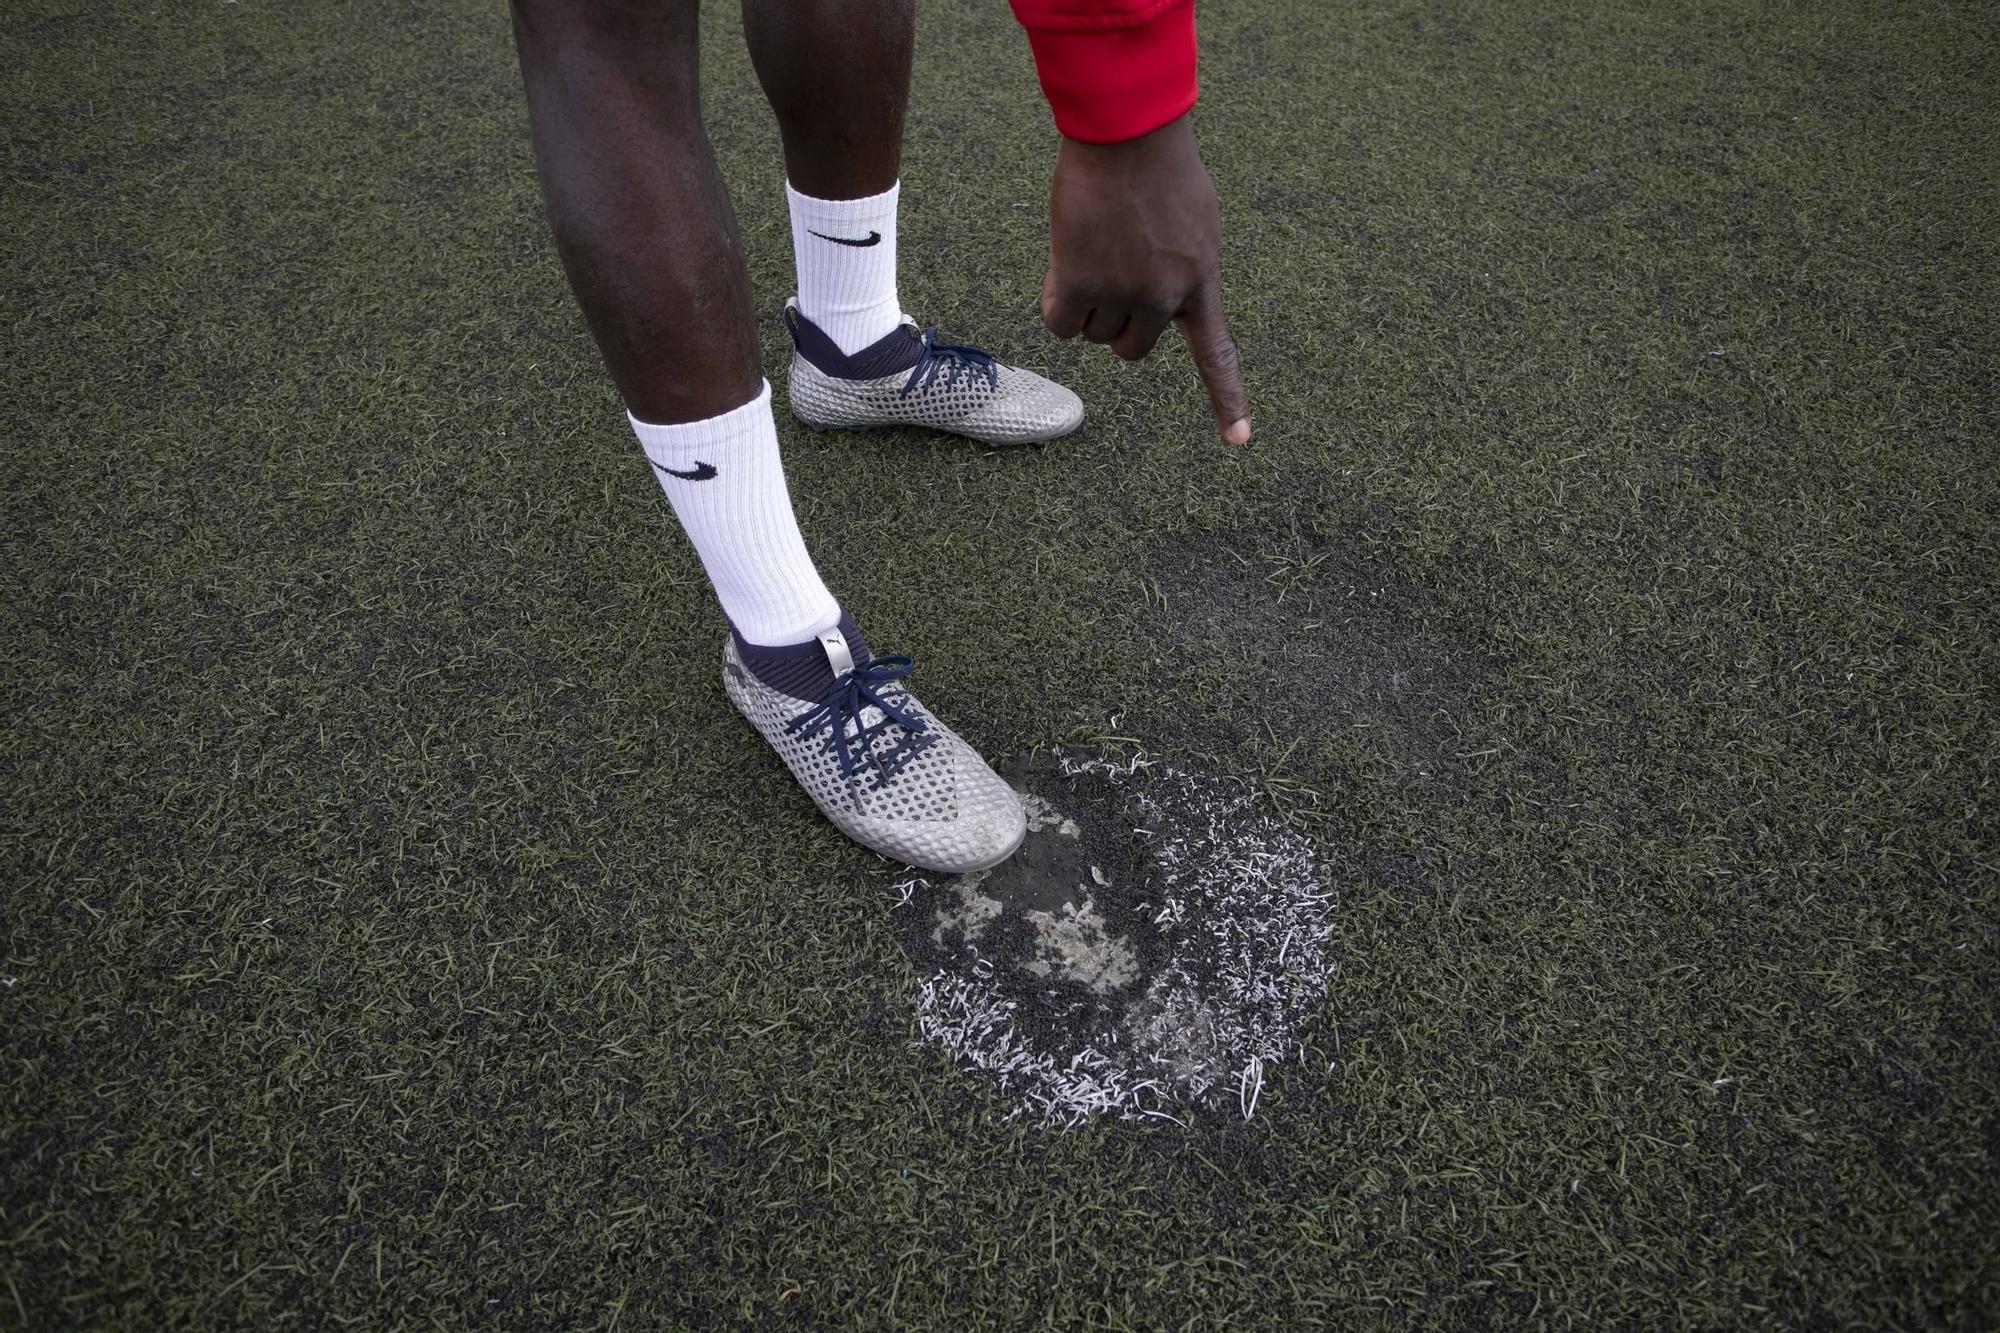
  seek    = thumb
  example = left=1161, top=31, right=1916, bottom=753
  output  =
left=1040, top=266, right=1085, bottom=339
left=1176, top=285, right=1250, bottom=445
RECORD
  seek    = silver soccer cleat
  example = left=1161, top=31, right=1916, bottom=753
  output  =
left=783, top=299, right=1084, bottom=446
left=723, top=623, right=1027, bottom=874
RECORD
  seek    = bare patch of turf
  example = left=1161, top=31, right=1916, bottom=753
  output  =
left=893, top=750, right=1334, bottom=1127
left=1142, top=525, right=1486, bottom=780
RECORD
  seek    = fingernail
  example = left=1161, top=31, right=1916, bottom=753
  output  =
left=1223, top=417, right=1251, bottom=446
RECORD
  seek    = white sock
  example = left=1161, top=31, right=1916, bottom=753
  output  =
left=629, top=381, right=840, bottom=646
left=787, top=179, right=904, bottom=355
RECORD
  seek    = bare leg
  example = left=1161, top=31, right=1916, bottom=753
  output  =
left=510, top=0, right=760, bottom=424
left=741, top=0, right=914, bottom=200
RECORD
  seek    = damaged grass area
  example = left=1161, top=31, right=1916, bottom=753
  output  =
left=896, top=751, right=1334, bottom=1127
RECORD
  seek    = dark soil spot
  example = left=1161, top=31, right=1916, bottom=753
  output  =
left=1142, top=529, right=1486, bottom=779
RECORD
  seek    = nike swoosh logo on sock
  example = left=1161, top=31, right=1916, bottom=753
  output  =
left=651, top=459, right=717, bottom=482
left=808, top=229, right=881, bottom=248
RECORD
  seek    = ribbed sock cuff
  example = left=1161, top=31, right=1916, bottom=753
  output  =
left=787, top=179, right=904, bottom=356
left=630, top=382, right=841, bottom=646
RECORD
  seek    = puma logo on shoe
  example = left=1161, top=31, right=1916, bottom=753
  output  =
left=808, top=229, right=881, bottom=248
left=651, top=459, right=717, bottom=482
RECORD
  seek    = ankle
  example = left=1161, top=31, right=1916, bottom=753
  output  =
left=733, top=608, right=872, bottom=702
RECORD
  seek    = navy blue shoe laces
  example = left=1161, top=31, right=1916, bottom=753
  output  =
left=900, top=327, right=1000, bottom=398
left=784, top=655, right=939, bottom=789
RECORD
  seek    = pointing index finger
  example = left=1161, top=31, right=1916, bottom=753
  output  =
left=1176, top=285, right=1250, bottom=445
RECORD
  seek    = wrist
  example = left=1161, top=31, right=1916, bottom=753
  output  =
left=1061, top=110, right=1193, bottom=158
left=1057, top=112, right=1198, bottom=189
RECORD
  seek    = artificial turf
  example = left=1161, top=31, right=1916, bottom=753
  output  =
left=5, top=0, right=1996, bottom=1325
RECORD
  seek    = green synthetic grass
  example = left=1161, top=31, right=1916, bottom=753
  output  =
left=5, top=0, right=1997, bottom=1325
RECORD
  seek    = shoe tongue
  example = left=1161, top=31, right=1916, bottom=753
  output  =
left=817, top=625, right=855, bottom=677
left=732, top=611, right=872, bottom=703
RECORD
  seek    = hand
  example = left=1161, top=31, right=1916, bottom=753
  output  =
left=1041, top=113, right=1250, bottom=445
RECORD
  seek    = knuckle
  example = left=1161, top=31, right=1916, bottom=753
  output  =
left=1197, top=336, right=1240, bottom=376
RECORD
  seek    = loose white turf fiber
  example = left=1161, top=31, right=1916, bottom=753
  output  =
left=895, top=752, right=1336, bottom=1128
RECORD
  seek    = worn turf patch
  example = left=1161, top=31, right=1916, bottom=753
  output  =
left=1143, top=525, right=1486, bottom=780
left=893, top=750, right=1333, bottom=1127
